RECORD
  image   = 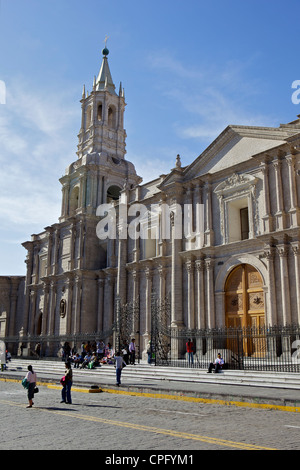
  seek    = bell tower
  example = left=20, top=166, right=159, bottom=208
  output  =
left=59, top=45, right=141, bottom=223
left=77, top=45, right=127, bottom=161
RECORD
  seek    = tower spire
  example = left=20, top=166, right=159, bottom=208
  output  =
left=77, top=44, right=127, bottom=161
left=95, top=38, right=116, bottom=94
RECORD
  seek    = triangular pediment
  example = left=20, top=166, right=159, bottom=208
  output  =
left=183, top=124, right=300, bottom=180
left=157, top=167, right=185, bottom=189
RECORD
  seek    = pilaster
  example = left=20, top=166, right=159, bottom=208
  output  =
left=263, top=244, right=277, bottom=326
left=277, top=242, right=291, bottom=325
left=205, top=257, right=215, bottom=328
left=291, top=241, right=300, bottom=324
left=273, top=157, right=286, bottom=230
left=260, top=161, right=273, bottom=233
left=185, top=259, right=195, bottom=329
left=195, top=259, right=205, bottom=329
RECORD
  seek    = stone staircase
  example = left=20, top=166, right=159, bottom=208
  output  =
left=3, top=358, right=300, bottom=390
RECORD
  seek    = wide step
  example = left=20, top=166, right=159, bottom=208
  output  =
left=3, top=359, right=300, bottom=390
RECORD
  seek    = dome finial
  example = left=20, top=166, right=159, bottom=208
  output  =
left=102, top=35, right=109, bottom=56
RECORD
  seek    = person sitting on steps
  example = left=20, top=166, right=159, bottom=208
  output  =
left=207, top=353, right=224, bottom=373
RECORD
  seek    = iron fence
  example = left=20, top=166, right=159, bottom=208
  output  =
left=114, top=296, right=140, bottom=356
left=0, top=329, right=113, bottom=360
left=2, top=316, right=300, bottom=373
left=153, top=324, right=300, bottom=372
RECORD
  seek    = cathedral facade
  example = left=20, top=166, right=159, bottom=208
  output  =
left=1, top=48, right=300, bottom=359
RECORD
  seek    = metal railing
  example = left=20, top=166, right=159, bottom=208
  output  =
left=2, top=323, right=300, bottom=372
left=152, top=324, right=300, bottom=372
left=0, top=329, right=114, bottom=360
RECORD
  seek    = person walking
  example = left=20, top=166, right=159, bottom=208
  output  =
left=61, top=361, right=73, bottom=404
left=25, top=365, right=37, bottom=408
left=115, top=351, right=126, bottom=386
left=129, top=338, right=136, bottom=365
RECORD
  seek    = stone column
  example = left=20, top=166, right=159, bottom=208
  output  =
left=291, top=242, right=300, bottom=324
left=61, top=181, right=70, bottom=218
left=286, top=154, right=300, bottom=227
left=77, top=220, right=85, bottom=270
left=171, top=213, right=183, bottom=327
left=184, top=184, right=193, bottom=250
left=195, top=259, right=205, bottom=329
left=193, top=182, right=204, bottom=249
left=23, top=243, right=34, bottom=334
left=263, top=244, right=277, bottom=326
left=116, top=223, right=127, bottom=303
left=277, top=243, right=291, bottom=325
left=97, top=174, right=103, bottom=207
left=48, top=281, right=57, bottom=335
left=247, top=184, right=256, bottom=239
left=158, top=265, right=166, bottom=301
left=260, top=161, right=273, bottom=233
left=205, top=257, right=215, bottom=328
left=97, top=277, right=104, bottom=332
left=53, top=228, right=60, bottom=276
left=89, top=169, right=97, bottom=211
left=32, top=244, right=39, bottom=285
left=204, top=180, right=214, bottom=247
left=69, top=223, right=76, bottom=271
left=132, top=270, right=139, bottom=336
left=273, top=158, right=285, bottom=230
left=65, top=277, right=73, bottom=335
left=144, top=267, right=152, bottom=336
left=73, top=275, right=82, bottom=333
left=41, top=282, right=50, bottom=335
left=104, top=275, right=114, bottom=333
left=79, top=172, right=87, bottom=210
left=185, top=259, right=195, bottom=329
left=46, top=229, right=53, bottom=276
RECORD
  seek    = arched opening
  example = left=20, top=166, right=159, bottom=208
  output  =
left=97, top=103, right=103, bottom=121
left=107, top=185, right=121, bottom=203
left=225, top=264, right=265, bottom=356
left=225, top=264, right=265, bottom=328
left=108, top=105, right=116, bottom=128
left=69, top=186, right=79, bottom=214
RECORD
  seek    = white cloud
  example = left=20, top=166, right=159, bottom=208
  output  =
left=147, top=50, right=204, bottom=80
left=146, top=50, right=277, bottom=144
left=0, top=80, right=79, bottom=232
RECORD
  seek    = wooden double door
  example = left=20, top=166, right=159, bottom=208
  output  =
left=225, top=264, right=265, bottom=356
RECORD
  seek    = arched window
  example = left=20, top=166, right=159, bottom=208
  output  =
left=97, top=103, right=103, bottom=121
left=108, top=106, right=116, bottom=128
left=69, top=186, right=80, bottom=214
left=107, top=185, right=121, bottom=202
left=225, top=264, right=265, bottom=330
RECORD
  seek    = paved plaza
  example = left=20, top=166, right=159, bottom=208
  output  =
left=1, top=362, right=300, bottom=453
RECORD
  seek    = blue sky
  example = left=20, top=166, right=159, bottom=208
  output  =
left=0, top=0, right=300, bottom=275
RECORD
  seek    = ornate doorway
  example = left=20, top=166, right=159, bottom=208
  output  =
left=225, top=264, right=265, bottom=356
